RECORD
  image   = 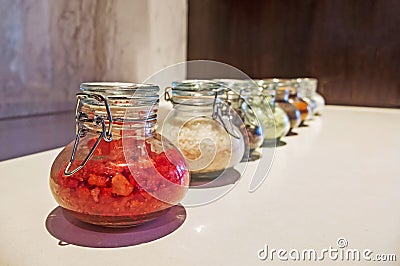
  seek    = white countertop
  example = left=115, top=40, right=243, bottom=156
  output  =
left=1, top=106, right=399, bottom=266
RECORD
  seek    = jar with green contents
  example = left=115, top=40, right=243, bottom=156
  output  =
left=220, top=79, right=290, bottom=144
left=254, top=81, right=290, bottom=142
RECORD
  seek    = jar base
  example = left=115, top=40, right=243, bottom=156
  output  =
left=263, top=138, right=288, bottom=147
left=62, top=207, right=170, bottom=228
left=299, top=120, right=308, bottom=127
left=190, top=169, right=225, bottom=181
left=286, top=128, right=299, bottom=136
left=263, top=138, right=279, bottom=146
left=241, top=149, right=261, bottom=162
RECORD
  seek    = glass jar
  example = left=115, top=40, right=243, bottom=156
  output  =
left=214, top=79, right=264, bottom=159
left=292, top=78, right=315, bottom=114
left=50, top=82, right=190, bottom=227
left=313, top=92, right=325, bottom=115
left=242, top=80, right=290, bottom=143
left=293, top=78, right=325, bottom=115
left=275, top=89, right=301, bottom=132
left=264, top=79, right=312, bottom=125
left=163, top=80, right=245, bottom=179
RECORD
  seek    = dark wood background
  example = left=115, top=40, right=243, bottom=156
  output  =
left=188, top=0, right=400, bottom=108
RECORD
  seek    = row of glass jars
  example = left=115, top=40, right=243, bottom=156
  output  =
left=162, top=78, right=325, bottom=175
left=50, top=79, right=325, bottom=227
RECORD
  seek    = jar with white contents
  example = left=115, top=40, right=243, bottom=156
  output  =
left=163, top=80, right=245, bottom=179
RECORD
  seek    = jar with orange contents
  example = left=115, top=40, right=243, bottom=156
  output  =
left=293, top=78, right=325, bottom=115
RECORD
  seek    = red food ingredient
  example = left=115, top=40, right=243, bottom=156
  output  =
left=51, top=136, right=189, bottom=219
left=90, top=187, right=100, bottom=202
left=88, top=174, right=108, bottom=187
left=111, top=173, right=134, bottom=196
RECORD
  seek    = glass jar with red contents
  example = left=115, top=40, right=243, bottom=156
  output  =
left=50, top=82, right=190, bottom=227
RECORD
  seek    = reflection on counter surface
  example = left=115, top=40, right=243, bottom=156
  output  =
left=46, top=205, right=187, bottom=248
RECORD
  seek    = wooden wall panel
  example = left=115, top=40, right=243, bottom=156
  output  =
left=188, top=0, right=400, bottom=108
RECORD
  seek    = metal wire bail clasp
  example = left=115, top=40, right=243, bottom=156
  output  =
left=164, top=87, right=173, bottom=102
left=211, top=90, right=241, bottom=139
left=64, top=92, right=114, bottom=176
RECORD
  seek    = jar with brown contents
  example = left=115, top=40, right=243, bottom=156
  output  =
left=275, top=89, right=301, bottom=132
left=214, top=79, right=264, bottom=160
left=263, top=79, right=312, bottom=125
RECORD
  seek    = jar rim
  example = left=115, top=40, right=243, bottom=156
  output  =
left=293, top=77, right=318, bottom=83
left=259, top=78, right=293, bottom=87
left=213, top=78, right=254, bottom=85
left=80, top=82, right=160, bottom=97
left=171, top=80, right=224, bottom=92
left=214, top=79, right=260, bottom=91
left=79, top=82, right=160, bottom=109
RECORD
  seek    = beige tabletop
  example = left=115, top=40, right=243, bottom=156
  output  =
left=0, top=106, right=399, bottom=266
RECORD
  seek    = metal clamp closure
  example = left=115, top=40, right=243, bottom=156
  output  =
left=165, top=87, right=240, bottom=139
left=211, top=91, right=241, bottom=139
left=64, top=92, right=113, bottom=176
